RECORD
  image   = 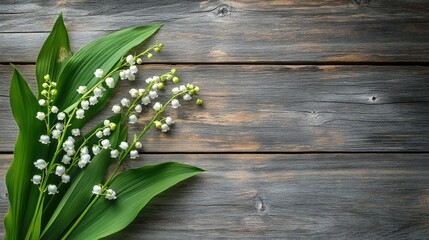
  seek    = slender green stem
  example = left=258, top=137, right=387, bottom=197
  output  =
left=61, top=195, right=100, bottom=240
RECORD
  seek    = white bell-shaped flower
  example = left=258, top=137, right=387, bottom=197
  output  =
left=112, top=104, right=121, bottom=114
left=106, top=77, right=115, bottom=88
left=126, top=55, right=135, bottom=65
left=119, top=142, right=129, bottom=150
left=92, top=145, right=101, bottom=155
left=101, top=139, right=111, bottom=149
left=58, top=112, right=66, bottom=120
left=129, top=114, right=138, bottom=124
left=38, top=99, right=46, bottom=106
left=31, top=175, right=42, bottom=185
left=121, top=98, right=130, bottom=107
left=55, top=165, right=66, bottom=176
left=130, top=65, right=138, bottom=74
left=34, top=159, right=47, bottom=170
left=36, top=112, right=46, bottom=121
left=71, top=128, right=80, bottom=136
left=105, top=189, right=117, bottom=200
left=62, top=155, right=71, bottom=164
left=76, top=109, right=85, bottom=119
left=61, top=174, right=70, bottom=183
left=134, top=104, right=142, bottom=113
left=130, top=150, right=139, bottom=159
left=39, top=135, right=50, bottom=144
left=171, top=99, right=181, bottom=109
left=149, top=91, right=158, bottom=99
left=81, top=100, right=90, bottom=110
left=94, top=87, right=103, bottom=97
left=51, top=106, right=59, bottom=113
left=110, top=149, right=119, bottom=158
left=141, top=96, right=151, bottom=105
left=153, top=102, right=162, bottom=111
left=96, top=131, right=103, bottom=138
left=179, top=85, right=186, bottom=92
left=129, top=88, right=139, bottom=98
left=92, top=185, right=102, bottom=195
left=47, top=185, right=58, bottom=195
left=55, top=123, right=64, bottom=131
left=52, top=129, right=62, bottom=139
left=172, top=87, right=179, bottom=94
left=94, top=69, right=104, bottom=78
left=103, top=127, right=111, bottom=136
left=161, top=123, right=170, bottom=132
left=135, top=142, right=142, bottom=148
left=77, top=86, right=87, bottom=94
left=89, top=96, right=98, bottom=105
left=165, top=117, right=174, bottom=125
left=183, top=94, right=192, bottom=101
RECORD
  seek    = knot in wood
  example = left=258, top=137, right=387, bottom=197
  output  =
left=352, top=0, right=370, bottom=5
left=255, top=195, right=267, bottom=214
left=215, top=4, right=232, bottom=17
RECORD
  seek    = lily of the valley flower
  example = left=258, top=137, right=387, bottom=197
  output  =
left=47, top=185, right=58, bottom=195
left=39, top=135, right=50, bottom=144
left=92, top=185, right=102, bottom=195
left=76, top=109, right=85, bottom=119
left=110, top=149, right=119, bottom=158
left=105, top=189, right=117, bottom=200
left=130, top=150, right=139, bottom=159
left=171, top=99, right=181, bottom=109
left=94, top=69, right=104, bottom=78
left=153, top=102, right=162, bottom=111
left=31, top=175, right=42, bottom=185
left=36, top=112, right=46, bottom=121
left=55, top=165, right=66, bottom=176
left=61, top=174, right=70, bottom=183
left=106, top=77, right=115, bottom=88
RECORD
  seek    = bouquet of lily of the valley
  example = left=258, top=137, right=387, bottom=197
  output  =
left=5, top=13, right=204, bottom=240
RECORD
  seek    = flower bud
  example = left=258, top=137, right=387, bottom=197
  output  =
left=51, top=82, right=57, bottom=87
left=109, top=122, right=116, bottom=130
left=194, top=86, right=200, bottom=93
left=196, top=99, right=203, bottom=105
left=171, top=68, right=176, bottom=74
left=41, top=90, right=48, bottom=96
left=50, top=89, right=57, bottom=95
left=154, top=47, right=161, bottom=53
left=136, top=58, right=142, bottom=64
left=154, top=121, right=162, bottom=129
left=172, top=76, right=180, bottom=84
left=159, top=43, right=164, bottom=48
left=148, top=53, right=154, bottom=59
left=166, top=74, right=173, bottom=81
left=44, top=74, right=50, bottom=81
left=42, top=82, right=49, bottom=88
left=157, top=82, right=164, bottom=90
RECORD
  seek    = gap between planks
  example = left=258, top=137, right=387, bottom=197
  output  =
left=2, top=61, right=429, bottom=66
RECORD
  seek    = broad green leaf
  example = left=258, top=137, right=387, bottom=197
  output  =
left=35, top=13, right=72, bottom=98
left=54, top=25, right=161, bottom=130
left=67, top=162, right=205, bottom=239
left=41, top=114, right=122, bottom=240
left=4, top=68, right=47, bottom=239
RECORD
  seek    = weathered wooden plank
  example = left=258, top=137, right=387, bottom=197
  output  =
left=0, top=153, right=428, bottom=239
left=1, top=64, right=429, bottom=152
left=1, top=0, right=429, bottom=62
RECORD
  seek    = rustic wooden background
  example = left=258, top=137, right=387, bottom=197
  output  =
left=1, top=0, right=429, bottom=239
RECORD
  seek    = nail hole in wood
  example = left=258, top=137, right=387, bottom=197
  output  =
left=371, top=96, right=377, bottom=101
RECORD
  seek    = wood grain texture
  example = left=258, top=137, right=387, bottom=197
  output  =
left=1, top=153, right=428, bottom=239
left=1, top=0, right=429, bottom=63
left=1, top=64, right=428, bottom=152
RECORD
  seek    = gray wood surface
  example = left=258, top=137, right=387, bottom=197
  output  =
left=1, top=0, right=429, bottom=63
left=1, top=65, right=428, bottom=152
left=1, top=154, right=429, bottom=239
left=1, top=0, right=429, bottom=239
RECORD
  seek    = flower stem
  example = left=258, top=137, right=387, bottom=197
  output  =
left=60, top=194, right=100, bottom=240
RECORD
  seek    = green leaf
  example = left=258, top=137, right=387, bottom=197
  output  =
left=35, top=13, right=72, bottom=98
left=41, top=114, right=122, bottom=240
left=4, top=68, right=47, bottom=239
left=67, top=162, right=205, bottom=239
left=54, top=25, right=161, bottom=129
